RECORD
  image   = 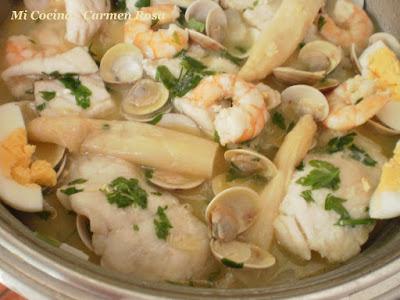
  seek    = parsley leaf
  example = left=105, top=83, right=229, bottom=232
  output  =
left=147, top=113, right=164, bottom=125
left=61, top=187, right=84, bottom=196
left=36, top=103, right=47, bottom=112
left=143, top=168, right=154, bottom=179
left=68, top=178, right=87, bottom=185
left=213, top=131, right=220, bottom=144
left=301, top=190, right=315, bottom=203
left=272, top=112, right=286, bottom=130
left=151, top=17, right=160, bottom=28
left=40, top=91, right=56, bottom=101
left=221, top=258, right=244, bottom=269
left=317, top=16, right=326, bottom=31
left=226, top=163, right=268, bottom=184
left=102, top=123, right=111, bottom=130
left=113, top=0, right=126, bottom=11
left=133, top=224, right=140, bottom=231
left=154, top=206, right=173, bottom=240
left=135, top=0, right=150, bottom=8
left=220, top=50, right=246, bottom=66
left=297, top=160, right=340, bottom=191
left=101, top=177, right=148, bottom=209
left=326, top=133, right=356, bottom=154
left=296, top=161, right=305, bottom=171
left=349, top=144, right=377, bottom=167
left=187, top=18, right=205, bottom=33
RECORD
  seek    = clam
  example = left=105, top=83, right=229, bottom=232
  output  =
left=188, top=30, right=226, bottom=51
left=273, top=40, right=342, bottom=85
left=33, top=142, right=67, bottom=178
left=350, top=43, right=362, bottom=74
left=281, top=85, right=329, bottom=121
left=100, top=43, right=143, bottom=85
left=210, top=239, right=276, bottom=269
left=157, top=113, right=202, bottom=136
left=368, top=101, right=400, bottom=135
left=76, top=215, right=93, bottom=251
left=121, top=79, right=171, bottom=122
left=206, top=187, right=261, bottom=242
left=224, top=149, right=277, bottom=179
left=256, top=83, right=281, bottom=110
left=148, top=169, right=205, bottom=190
left=369, top=32, right=400, bottom=57
left=185, top=0, right=227, bottom=42
left=313, top=78, right=340, bottom=93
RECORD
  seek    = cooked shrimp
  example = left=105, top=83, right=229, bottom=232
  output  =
left=124, top=5, right=189, bottom=59
left=320, top=0, right=374, bottom=49
left=174, top=74, right=269, bottom=145
left=324, top=75, right=392, bottom=131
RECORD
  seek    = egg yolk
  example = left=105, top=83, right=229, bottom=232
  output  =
left=368, top=46, right=400, bottom=100
left=0, top=128, right=57, bottom=187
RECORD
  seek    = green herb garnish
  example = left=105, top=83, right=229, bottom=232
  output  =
left=226, top=163, right=268, bottom=184
left=151, top=16, right=160, bottom=28
left=101, top=177, right=148, bottom=209
left=220, top=50, right=246, bottom=66
left=36, top=103, right=47, bottom=112
left=297, top=160, right=340, bottom=191
left=102, top=123, right=111, bottom=130
left=317, top=16, right=326, bottom=31
left=272, top=112, right=286, bottom=130
left=147, top=113, right=164, bottom=125
left=40, top=91, right=56, bottom=101
left=349, top=144, right=377, bottom=167
left=187, top=18, right=205, bottom=33
left=68, top=178, right=87, bottom=185
left=296, top=161, right=305, bottom=171
left=213, top=131, right=220, bottom=144
left=326, top=133, right=356, bottom=154
left=299, top=42, right=306, bottom=49
left=301, top=190, right=315, bottom=203
left=154, top=206, right=173, bottom=240
left=152, top=192, right=162, bottom=196
left=135, top=0, right=150, bottom=8
left=143, top=168, right=154, bottom=179
left=221, top=258, right=244, bottom=269
left=36, top=211, right=51, bottom=221
left=133, top=224, right=140, bottom=231
left=61, top=187, right=84, bottom=196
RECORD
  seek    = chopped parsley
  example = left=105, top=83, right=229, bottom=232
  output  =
left=135, top=0, right=150, bottom=8
left=187, top=18, right=205, bottom=33
left=156, top=53, right=212, bottom=99
left=147, top=113, right=164, bottom=125
left=226, top=162, right=268, bottom=184
left=221, top=258, right=244, bottom=269
left=299, top=42, right=306, bottom=49
left=296, top=161, right=305, bottom=171
left=36, top=211, right=51, bottom=221
left=213, top=131, right=220, bottom=144
left=220, top=50, right=246, bottom=66
left=61, top=187, right=84, bottom=196
left=151, top=16, right=160, bottom=28
left=68, top=178, right=87, bottom=185
left=152, top=192, right=162, bottom=196
left=349, top=144, right=377, bottom=167
left=317, top=16, right=326, bottom=31
left=297, top=160, right=340, bottom=191
left=301, top=190, right=315, bottom=203
left=102, top=123, right=111, bottom=130
left=36, top=103, right=47, bottom=112
left=324, top=194, right=375, bottom=227
left=272, top=112, right=286, bottom=130
left=143, top=168, right=154, bottom=179
left=133, top=224, right=140, bottom=231
left=101, top=177, right=148, bottom=209
left=355, top=97, right=364, bottom=104
left=40, top=91, right=56, bottom=101
left=45, top=72, right=91, bottom=109
left=326, top=133, right=356, bottom=154
left=154, top=206, right=173, bottom=240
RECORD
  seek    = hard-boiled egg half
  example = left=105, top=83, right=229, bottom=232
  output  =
left=370, top=141, right=400, bottom=219
left=359, top=40, right=400, bottom=131
left=0, top=103, right=56, bottom=212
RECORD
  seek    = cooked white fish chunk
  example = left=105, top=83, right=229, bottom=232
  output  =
left=34, top=73, right=115, bottom=118
left=274, top=140, right=385, bottom=263
left=1, top=47, right=98, bottom=81
left=370, top=141, right=400, bottom=219
left=57, top=155, right=211, bottom=281
left=65, top=0, right=111, bottom=46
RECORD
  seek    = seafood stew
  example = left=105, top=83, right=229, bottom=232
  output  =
left=0, top=0, right=400, bottom=289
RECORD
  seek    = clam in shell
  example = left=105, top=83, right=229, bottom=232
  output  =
left=210, top=239, right=276, bottom=269
left=206, top=187, right=261, bottom=242
left=100, top=43, right=143, bottom=85
left=281, top=85, right=329, bottom=121
left=76, top=215, right=93, bottom=251
left=121, top=79, right=171, bottom=122
left=368, top=100, right=400, bottom=136
left=148, top=169, right=205, bottom=190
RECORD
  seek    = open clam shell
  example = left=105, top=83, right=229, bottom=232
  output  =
left=188, top=29, right=226, bottom=51
left=210, top=239, right=276, bottom=269
left=281, top=85, right=329, bottom=121
left=76, top=215, right=93, bottom=251
left=206, top=187, right=261, bottom=242
left=148, top=169, right=205, bottom=190
left=185, top=0, right=220, bottom=24
left=100, top=43, right=143, bottom=85
left=350, top=43, right=362, bottom=74
left=369, top=100, right=400, bottom=135
left=313, top=78, right=340, bottom=93
left=121, top=79, right=171, bottom=122
left=272, top=67, right=325, bottom=86
left=298, top=40, right=342, bottom=74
